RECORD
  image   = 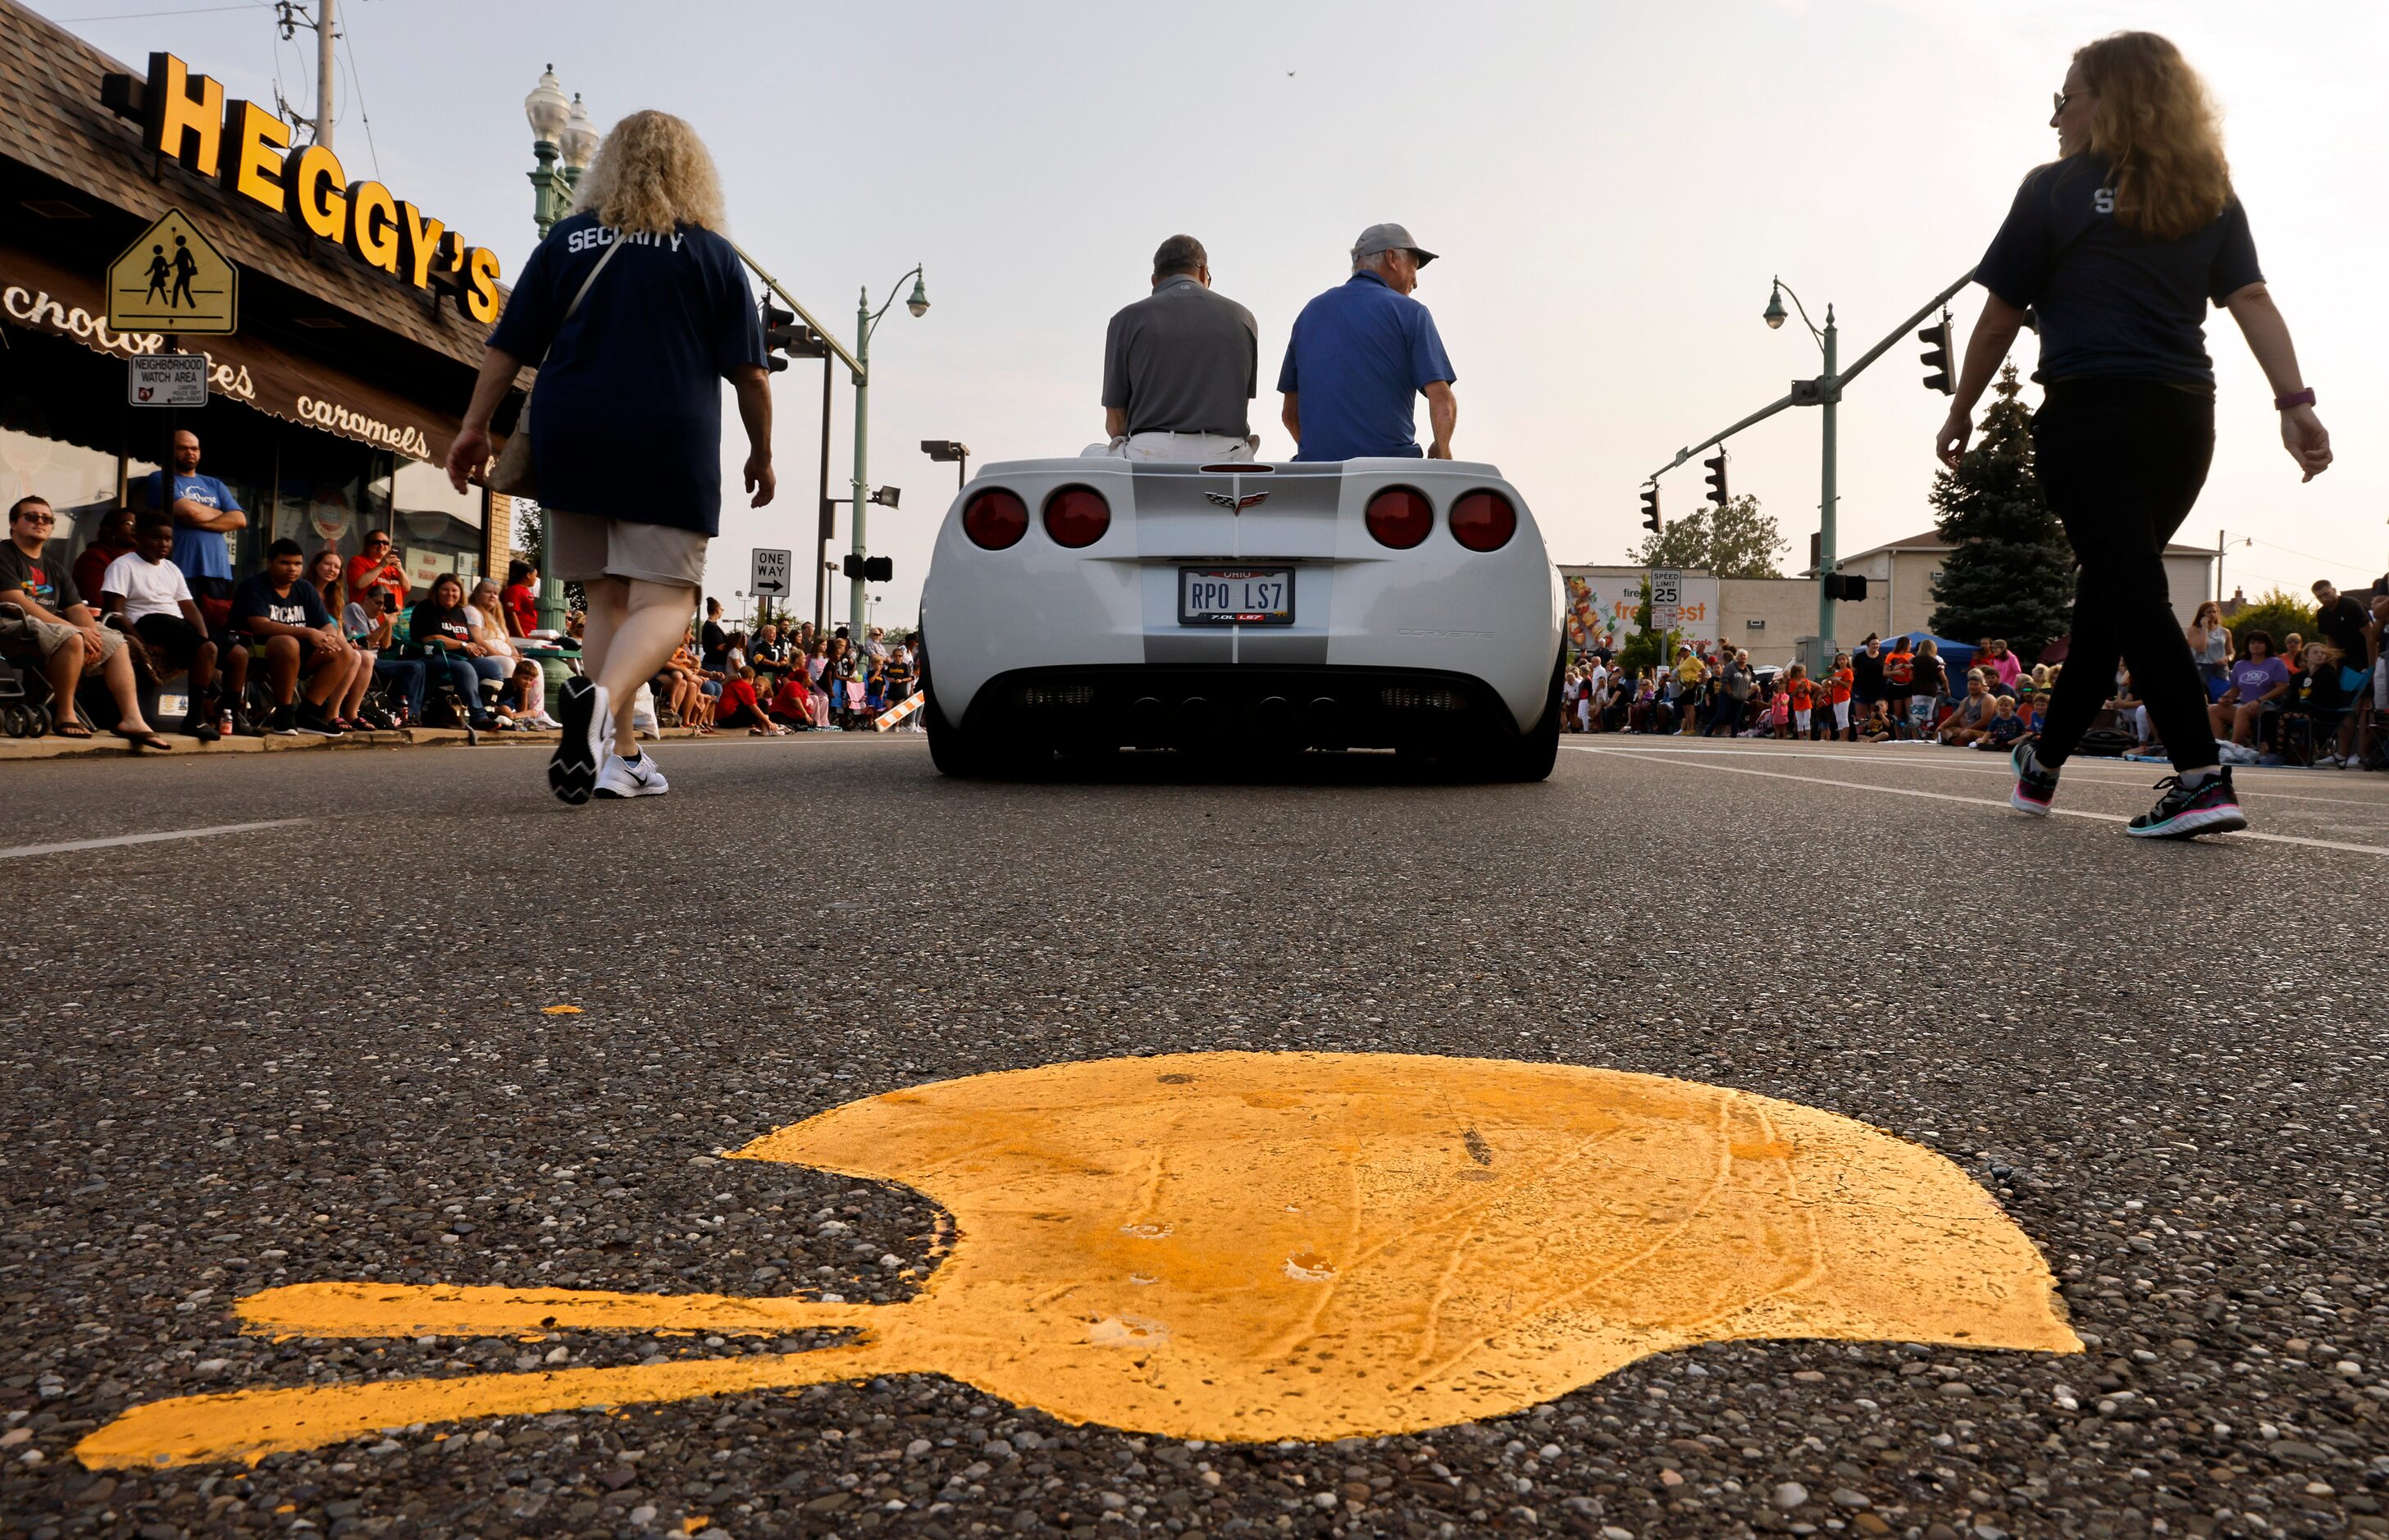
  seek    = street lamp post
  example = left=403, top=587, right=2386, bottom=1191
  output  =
left=522, top=66, right=600, bottom=633
left=850, top=269, right=929, bottom=642
left=923, top=440, right=970, bottom=493
left=1764, top=278, right=1840, bottom=641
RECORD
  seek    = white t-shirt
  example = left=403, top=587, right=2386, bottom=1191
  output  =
left=99, top=552, right=194, bottom=622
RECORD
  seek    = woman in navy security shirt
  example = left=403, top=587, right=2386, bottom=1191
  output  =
left=446, top=110, right=775, bottom=806
left=1935, top=31, right=2332, bottom=841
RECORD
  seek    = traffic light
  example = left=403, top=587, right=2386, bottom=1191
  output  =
left=1702, top=450, right=1729, bottom=508
left=760, top=299, right=804, bottom=371
left=1918, top=309, right=1955, bottom=395
left=841, top=554, right=896, bottom=582
left=1639, top=483, right=1661, bottom=533
left=1824, top=572, right=1870, bottom=601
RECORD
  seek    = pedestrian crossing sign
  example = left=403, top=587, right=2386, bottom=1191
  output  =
left=107, top=208, right=238, bottom=335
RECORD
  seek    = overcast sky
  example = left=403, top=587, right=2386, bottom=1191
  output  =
left=33, top=0, right=2387, bottom=626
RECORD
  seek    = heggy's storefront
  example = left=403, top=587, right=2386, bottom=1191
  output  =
left=0, top=1, right=524, bottom=600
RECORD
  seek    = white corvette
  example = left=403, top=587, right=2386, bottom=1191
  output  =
left=917, top=458, right=1564, bottom=779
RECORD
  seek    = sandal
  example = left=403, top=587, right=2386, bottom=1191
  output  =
left=52, top=719, right=93, bottom=740
left=113, top=727, right=174, bottom=753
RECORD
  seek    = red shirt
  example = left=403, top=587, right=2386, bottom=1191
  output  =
left=502, top=582, right=538, bottom=636
left=346, top=553, right=407, bottom=611
left=769, top=677, right=811, bottom=716
left=722, top=677, right=761, bottom=714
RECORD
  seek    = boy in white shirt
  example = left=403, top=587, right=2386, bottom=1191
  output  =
left=100, top=512, right=234, bottom=740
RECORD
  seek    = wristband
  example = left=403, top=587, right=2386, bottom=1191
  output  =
left=2274, top=388, right=2316, bottom=411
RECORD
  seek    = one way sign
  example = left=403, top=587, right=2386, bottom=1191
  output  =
left=749, top=548, right=792, bottom=598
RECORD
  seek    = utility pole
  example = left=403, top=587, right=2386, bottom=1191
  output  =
left=313, top=0, right=335, bottom=150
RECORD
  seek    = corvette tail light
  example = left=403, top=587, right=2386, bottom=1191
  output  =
left=1042, top=485, right=1110, bottom=549
left=962, top=488, right=1028, bottom=549
left=1449, top=490, right=1517, bottom=552
left=1364, top=486, right=1433, bottom=549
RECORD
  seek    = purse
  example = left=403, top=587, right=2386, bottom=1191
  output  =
left=487, top=236, right=625, bottom=499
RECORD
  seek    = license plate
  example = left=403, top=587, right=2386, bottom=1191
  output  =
left=1179, top=567, right=1295, bottom=626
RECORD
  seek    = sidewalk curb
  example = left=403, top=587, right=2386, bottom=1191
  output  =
left=0, top=725, right=703, bottom=764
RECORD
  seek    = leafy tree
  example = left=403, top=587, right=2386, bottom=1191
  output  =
left=510, top=501, right=586, bottom=618
left=2227, top=588, right=2316, bottom=657
left=1926, top=362, right=2074, bottom=657
left=1626, top=494, right=1787, bottom=577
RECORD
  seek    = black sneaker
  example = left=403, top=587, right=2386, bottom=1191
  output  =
left=2127, top=769, right=2246, bottom=839
left=2010, top=740, right=2058, bottom=816
left=547, top=677, right=606, bottom=804
left=180, top=704, right=221, bottom=744
left=294, top=702, right=344, bottom=737
left=230, top=702, right=262, bottom=737
left=267, top=704, right=301, bottom=736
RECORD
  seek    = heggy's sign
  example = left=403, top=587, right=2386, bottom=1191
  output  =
left=102, top=52, right=504, bottom=325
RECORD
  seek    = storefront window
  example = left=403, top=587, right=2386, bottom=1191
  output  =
left=0, top=397, right=119, bottom=558
left=272, top=426, right=377, bottom=577
left=386, top=454, right=484, bottom=600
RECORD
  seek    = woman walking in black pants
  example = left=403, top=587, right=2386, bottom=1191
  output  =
left=1935, top=30, right=2332, bottom=838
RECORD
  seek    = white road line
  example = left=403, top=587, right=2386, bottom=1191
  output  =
left=0, top=819, right=309, bottom=861
left=1566, top=746, right=2389, bottom=859
left=1566, top=742, right=2389, bottom=807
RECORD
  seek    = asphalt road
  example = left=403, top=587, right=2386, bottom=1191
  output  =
left=4, top=735, right=2384, bottom=1540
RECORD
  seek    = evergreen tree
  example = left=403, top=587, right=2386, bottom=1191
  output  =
left=1926, top=362, right=2074, bottom=656
left=1627, top=494, right=1788, bottom=577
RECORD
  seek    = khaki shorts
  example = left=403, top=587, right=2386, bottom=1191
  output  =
left=25, top=616, right=126, bottom=667
left=549, top=510, right=707, bottom=590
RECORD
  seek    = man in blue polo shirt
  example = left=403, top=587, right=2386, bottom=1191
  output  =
left=1277, top=223, right=1458, bottom=461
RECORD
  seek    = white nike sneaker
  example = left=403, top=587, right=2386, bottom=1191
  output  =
left=595, top=750, right=669, bottom=799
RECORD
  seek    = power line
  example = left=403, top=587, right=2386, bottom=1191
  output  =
left=47, top=2, right=265, bottom=18
left=335, top=7, right=380, bottom=180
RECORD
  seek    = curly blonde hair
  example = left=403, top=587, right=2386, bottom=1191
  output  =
left=572, top=109, right=727, bottom=235
left=2074, top=32, right=2232, bottom=242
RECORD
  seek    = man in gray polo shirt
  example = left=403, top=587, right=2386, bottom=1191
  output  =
left=1096, top=235, right=1258, bottom=462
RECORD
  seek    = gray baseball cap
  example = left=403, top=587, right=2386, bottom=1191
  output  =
left=1352, top=222, right=1438, bottom=266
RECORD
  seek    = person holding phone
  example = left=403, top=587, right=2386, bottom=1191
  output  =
left=1939, top=31, right=2330, bottom=836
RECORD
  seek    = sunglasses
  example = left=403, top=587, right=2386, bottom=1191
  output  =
left=16, top=512, right=56, bottom=526
left=2052, top=91, right=2077, bottom=115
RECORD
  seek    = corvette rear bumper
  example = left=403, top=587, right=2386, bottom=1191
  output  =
left=951, top=663, right=1530, bottom=751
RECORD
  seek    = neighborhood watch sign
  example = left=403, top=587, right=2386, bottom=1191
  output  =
left=101, top=52, right=504, bottom=324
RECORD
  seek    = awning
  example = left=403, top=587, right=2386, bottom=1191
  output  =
left=1, top=237, right=476, bottom=466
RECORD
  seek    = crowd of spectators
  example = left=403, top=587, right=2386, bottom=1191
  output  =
left=1561, top=581, right=2389, bottom=771
left=649, top=599, right=919, bottom=737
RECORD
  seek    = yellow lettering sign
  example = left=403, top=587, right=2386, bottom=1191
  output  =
left=396, top=203, right=445, bottom=290
left=220, top=100, right=290, bottom=212
left=280, top=144, right=345, bottom=240
left=461, top=247, right=501, bottom=326
left=342, top=180, right=400, bottom=275
left=141, top=51, right=221, bottom=175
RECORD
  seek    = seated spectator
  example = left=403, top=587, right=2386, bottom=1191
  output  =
left=1939, top=671, right=1998, bottom=745
left=230, top=536, right=362, bottom=736
left=1973, top=694, right=2027, bottom=750
left=1980, top=637, right=2022, bottom=695
left=2287, top=641, right=2348, bottom=763
left=346, top=583, right=422, bottom=728
left=2209, top=628, right=2291, bottom=750
left=99, top=511, right=226, bottom=740
left=1857, top=699, right=1897, bottom=742
left=767, top=667, right=815, bottom=729
left=750, top=622, right=791, bottom=686
left=408, top=572, right=498, bottom=731
left=718, top=664, right=783, bottom=734
left=495, top=659, right=561, bottom=730
left=2106, top=670, right=2156, bottom=756
left=344, top=531, right=408, bottom=616
left=0, top=496, right=171, bottom=749
left=467, top=580, right=527, bottom=676
left=73, top=507, right=137, bottom=608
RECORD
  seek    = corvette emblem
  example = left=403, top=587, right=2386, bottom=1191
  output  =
left=1204, top=490, right=1269, bottom=513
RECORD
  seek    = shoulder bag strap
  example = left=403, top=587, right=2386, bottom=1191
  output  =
left=540, top=235, right=626, bottom=367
